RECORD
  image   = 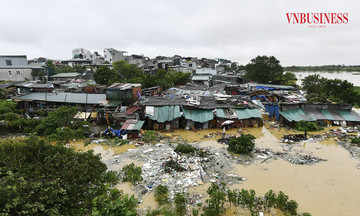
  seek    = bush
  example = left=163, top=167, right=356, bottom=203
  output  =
left=143, top=130, right=158, bottom=144
left=121, top=163, right=143, bottom=184
left=174, top=144, right=197, bottom=154
left=294, top=121, right=323, bottom=132
left=351, top=136, right=360, bottom=145
left=227, top=134, right=256, bottom=154
left=155, top=185, right=170, bottom=205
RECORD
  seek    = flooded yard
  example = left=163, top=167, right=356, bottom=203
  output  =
left=69, top=122, right=360, bottom=216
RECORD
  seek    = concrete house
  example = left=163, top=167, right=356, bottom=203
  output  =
left=0, top=55, right=32, bottom=81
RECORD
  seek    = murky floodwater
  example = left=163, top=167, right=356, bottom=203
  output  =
left=68, top=122, right=360, bottom=216
left=229, top=125, right=360, bottom=216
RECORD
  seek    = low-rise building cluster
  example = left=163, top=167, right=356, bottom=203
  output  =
left=1, top=48, right=360, bottom=137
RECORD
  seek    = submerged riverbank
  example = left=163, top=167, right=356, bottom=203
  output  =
left=66, top=121, right=360, bottom=216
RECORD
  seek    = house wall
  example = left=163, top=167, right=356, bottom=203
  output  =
left=0, top=56, right=28, bottom=66
left=103, top=48, right=127, bottom=63
left=0, top=68, right=32, bottom=81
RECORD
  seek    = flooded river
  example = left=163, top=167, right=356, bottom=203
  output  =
left=71, top=123, right=360, bottom=216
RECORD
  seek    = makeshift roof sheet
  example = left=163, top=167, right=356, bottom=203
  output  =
left=182, top=108, right=214, bottom=123
left=249, top=83, right=295, bottom=90
left=321, top=110, right=345, bottom=121
left=279, top=108, right=316, bottom=122
left=121, top=120, right=144, bottom=131
left=50, top=73, right=81, bottom=78
left=14, top=93, right=106, bottom=104
left=216, top=108, right=238, bottom=119
left=107, top=83, right=141, bottom=90
left=148, top=105, right=181, bottom=123
left=192, top=75, right=211, bottom=81
left=235, top=108, right=262, bottom=120
left=105, top=100, right=122, bottom=107
left=126, top=107, right=141, bottom=115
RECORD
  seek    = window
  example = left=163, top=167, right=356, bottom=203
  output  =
left=8, top=71, right=11, bottom=75
left=16, top=70, right=21, bottom=75
left=6, top=60, right=12, bottom=66
left=189, top=63, right=192, bottom=67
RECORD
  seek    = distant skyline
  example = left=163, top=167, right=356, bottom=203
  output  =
left=1, top=0, right=359, bottom=66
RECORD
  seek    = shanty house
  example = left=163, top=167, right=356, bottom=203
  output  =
left=105, top=83, right=141, bottom=106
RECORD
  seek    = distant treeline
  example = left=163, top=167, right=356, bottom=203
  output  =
left=285, top=65, right=360, bottom=72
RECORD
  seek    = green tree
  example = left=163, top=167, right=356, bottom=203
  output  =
left=302, top=74, right=360, bottom=104
left=0, top=137, right=136, bottom=215
left=94, top=66, right=115, bottom=85
left=202, top=182, right=227, bottom=216
left=34, top=106, right=77, bottom=135
left=227, top=134, right=256, bottom=154
left=121, top=163, right=143, bottom=184
left=45, top=60, right=56, bottom=76
left=245, top=56, right=284, bottom=84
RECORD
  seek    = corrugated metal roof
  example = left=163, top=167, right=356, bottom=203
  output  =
left=321, top=110, right=344, bottom=121
left=107, top=83, right=141, bottom=90
left=192, top=75, right=211, bottom=81
left=14, top=93, right=106, bottom=104
left=306, top=109, right=327, bottom=120
left=148, top=105, right=181, bottom=123
left=235, top=109, right=262, bottom=120
left=182, top=108, right=214, bottom=123
left=338, top=110, right=360, bottom=121
left=121, top=120, right=144, bottom=131
left=50, top=73, right=81, bottom=78
left=279, top=108, right=316, bottom=122
left=280, top=108, right=360, bottom=122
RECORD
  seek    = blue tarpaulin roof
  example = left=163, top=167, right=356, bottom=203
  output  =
left=182, top=108, right=214, bottom=123
left=148, top=105, right=181, bottom=123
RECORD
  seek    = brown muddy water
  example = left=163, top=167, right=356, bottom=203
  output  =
left=71, top=123, right=360, bottom=216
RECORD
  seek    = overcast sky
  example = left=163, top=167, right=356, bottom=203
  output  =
left=0, top=0, right=359, bottom=66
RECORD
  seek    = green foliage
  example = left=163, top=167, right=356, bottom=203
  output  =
left=302, top=74, right=360, bottom=105
left=174, top=192, right=187, bottom=216
left=245, top=55, right=285, bottom=84
left=34, top=106, right=77, bottom=135
left=155, top=185, right=170, bottom=205
left=33, top=106, right=90, bottom=142
left=174, top=143, right=197, bottom=154
left=351, top=136, right=360, bottom=145
left=0, top=88, right=6, bottom=99
left=91, top=188, right=137, bottom=216
left=202, top=182, right=227, bottom=216
left=121, top=163, right=143, bottom=184
left=143, top=130, right=158, bottom=144
left=294, top=121, right=323, bottom=132
left=100, top=60, right=191, bottom=89
left=146, top=207, right=177, bottom=216
left=227, top=134, right=256, bottom=154
left=0, top=137, right=135, bottom=215
left=94, top=66, right=115, bottom=85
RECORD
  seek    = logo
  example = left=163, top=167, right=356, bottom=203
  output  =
left=286, top=13, right=348, bottom=28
